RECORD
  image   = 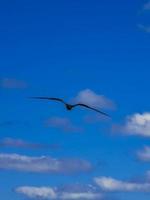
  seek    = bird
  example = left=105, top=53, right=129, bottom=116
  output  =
left=30, top=97, right=110, bottom=117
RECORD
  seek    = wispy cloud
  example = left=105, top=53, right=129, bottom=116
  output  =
left=0, top=121, right=16, bottom=127
left=0, top=138, right=60, bottom=150
left=137, top=2, right=150, bottom=33
left=113, top=112, right=150, bottom=137
left=94, top=176, right=150, bottom=192
left=0, top=120, right=29, bottom=128
left=146, top=170, right=150, bottom=178
left=72, top=89, right=115, bottom=110
left=137, top=146, right=150, bottom=161
left=45, top=117, right=82, bottom=133
left=0, top=153, right=92, bottom=174
left=0, top=78, right=27, bottom=89
left=84, top=114, right=110, bottom=124
left=16, top=184, right=103, bottom=200
left=138, top=24, right=150, bottom=33
left=143, top=1, right=150, bottom=11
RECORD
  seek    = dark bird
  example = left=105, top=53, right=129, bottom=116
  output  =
left=30, top=97, right=110, bottom=117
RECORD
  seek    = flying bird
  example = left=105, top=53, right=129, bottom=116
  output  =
left=30, top=97, right=110, bottom=117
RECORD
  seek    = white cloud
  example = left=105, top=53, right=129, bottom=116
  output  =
left=16, top=186, right=57, bottom=199
left=114, top=112, right=150, bottom=137
left=60, top=192, right=102, bottom=200
left=45, top=117, right=82, bottom=133
left=16, top=185, right=103, bottom=200
left=0, top=153, right=92, bottom=174
left=0, top=78, right=27, bottom=89
left=58, top=184, right=102, bottom=200
left=72, top=89, right=114, bottom=110
left=137, top=146, right=150, bottom=161
left=94, top=177, right=150, bottom=192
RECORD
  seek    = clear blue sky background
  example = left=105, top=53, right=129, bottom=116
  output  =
left=0, top=0, right=150, bottom=200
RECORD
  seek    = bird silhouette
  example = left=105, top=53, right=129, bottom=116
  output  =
left=30, top=97, right=110, bottom=117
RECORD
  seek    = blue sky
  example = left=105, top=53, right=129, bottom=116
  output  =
left=0, top=0, right=150, bottom=200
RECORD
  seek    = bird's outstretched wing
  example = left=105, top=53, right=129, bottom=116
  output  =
left=73, top=103, right=110, bottom=117
left=30, top=97, right=65, bottom=104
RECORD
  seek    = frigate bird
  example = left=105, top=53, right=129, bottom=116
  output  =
left=30, top=97, right=110, bottom=117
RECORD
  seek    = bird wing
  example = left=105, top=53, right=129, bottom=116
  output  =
left=73, top=103, right=110, bottom=117
left=30, top=97, right=65, bottom=104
